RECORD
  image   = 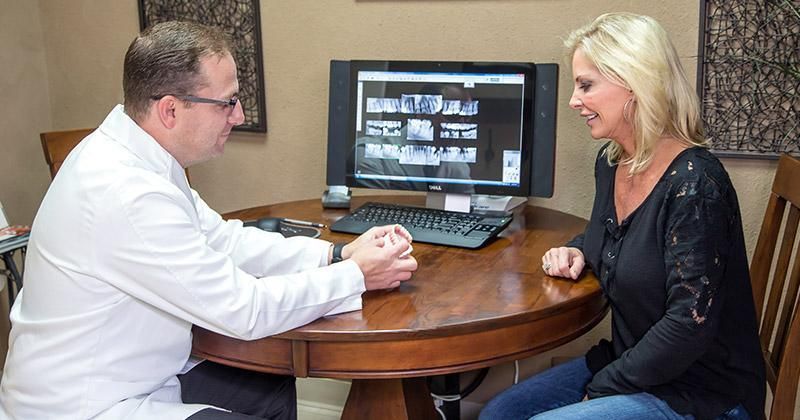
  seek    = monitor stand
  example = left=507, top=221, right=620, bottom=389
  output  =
left=425, top=193, right=471, bottom=213
left=472, top=195, right=528, bottom=213
left=425, top=193, right=528, bottom=214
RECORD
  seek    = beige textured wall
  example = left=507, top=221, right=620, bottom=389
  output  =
left=0, top=0, right=780, bottom=413
left=0, top=1, right=53, bottom=226
left=38, top=1, right=138, bottom=129
left=25, top=0, right=778, bottom=251
left=0, top=0, right=52, bottom=366
left=9, top=1, right=778, bottom=248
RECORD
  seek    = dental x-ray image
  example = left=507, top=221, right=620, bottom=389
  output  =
left=440, top=123, right=478, bottom=140
left=351, top=64, right=532, bottom=195
left=400, top=94, right=443, bottom=115
left=407, top=119, right=434, bottom=141
left=459, top=100, right=479, bottom=116
left=399, top=145, right=440, bottom=166
left=366, top=120, right=402, bottom=136
left=440, top=146, right=477, bottom=163
left=441, top=99, right=480, bottom=116
left=364, top=143, right=402, bottom=159
left=366, top=97, right=402, bottom=114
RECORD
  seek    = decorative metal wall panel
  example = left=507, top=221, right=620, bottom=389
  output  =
left=139, top=0, right=267, bottom=132
left=697, top=0, right=799, bottom=158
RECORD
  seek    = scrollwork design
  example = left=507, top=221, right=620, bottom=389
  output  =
left=139, top=0, right=266, bottom=132
left=698, top=0, right=799, bottom=157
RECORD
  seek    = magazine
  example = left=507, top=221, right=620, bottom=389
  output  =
left=0, top=225, right=31, bottom=243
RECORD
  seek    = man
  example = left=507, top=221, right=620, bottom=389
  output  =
left=0, top=21, right=416, bottom=419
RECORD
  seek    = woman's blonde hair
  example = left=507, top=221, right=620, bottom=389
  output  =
left=564, top=13, right=706, bottom=173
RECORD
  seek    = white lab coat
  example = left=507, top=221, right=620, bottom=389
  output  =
left=0, top=105, right=365, bottom=419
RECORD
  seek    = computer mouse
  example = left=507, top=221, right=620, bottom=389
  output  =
left=256, top=217, right=282, bottom=232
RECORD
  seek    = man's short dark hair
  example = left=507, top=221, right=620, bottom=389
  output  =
left=123, top=21, right=234, bottom=121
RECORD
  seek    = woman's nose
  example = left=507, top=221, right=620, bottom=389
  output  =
left=569, top=91, right=582, bottom=110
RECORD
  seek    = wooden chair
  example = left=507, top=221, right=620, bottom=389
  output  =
left=40, top=128, right=95, bottom=179
left=750, top=153, right=800, bottom=419
left=40, top=128, right=190, bottom=182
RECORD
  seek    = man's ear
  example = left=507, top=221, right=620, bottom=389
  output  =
left=154, top=96, right=179, bottom=129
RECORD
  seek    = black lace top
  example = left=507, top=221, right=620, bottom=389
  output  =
left=569, top=145, right=765, bottom=420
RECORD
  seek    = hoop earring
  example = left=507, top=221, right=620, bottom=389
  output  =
left=623, top=98, right=635, bottom=123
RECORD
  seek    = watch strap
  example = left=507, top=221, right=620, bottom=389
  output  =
left=331, top=242, right=346, bottom=263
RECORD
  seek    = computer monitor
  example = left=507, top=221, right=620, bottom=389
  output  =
left=326, top=60, right=557, bottom=202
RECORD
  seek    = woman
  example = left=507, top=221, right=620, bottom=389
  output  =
left=480, top=13, right=765, bottom=420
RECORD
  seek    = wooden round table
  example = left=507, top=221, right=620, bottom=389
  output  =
left=191, top=195, right=607, bottom=419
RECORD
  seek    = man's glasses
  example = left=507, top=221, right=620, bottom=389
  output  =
left=152, top=94, right=239, bottom=108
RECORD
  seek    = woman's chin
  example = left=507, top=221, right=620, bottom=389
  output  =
left=588, top=131, right=605, bottom=140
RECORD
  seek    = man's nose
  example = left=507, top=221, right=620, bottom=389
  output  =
left=229, top=100, right=245, bottom=125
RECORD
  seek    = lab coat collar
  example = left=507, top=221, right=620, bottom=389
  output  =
left=97, top=105, right=194, bottom=206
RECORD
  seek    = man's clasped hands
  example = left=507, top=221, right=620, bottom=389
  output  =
left=339, top=224, right=417, bottom=290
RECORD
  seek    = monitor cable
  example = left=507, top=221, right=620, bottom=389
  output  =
left=428, top=368, right=490, bottom=420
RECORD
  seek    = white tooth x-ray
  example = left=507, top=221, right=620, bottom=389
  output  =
left=364, top=143, right=402, bottom=159
left=400, top=94, right=443, bottom=115
left=381, top=144, right=401, bottom=159
left=366, top=97, right=382, bottom=113
left=442, top=100, right=461, bottom=115
left=459, top=100, right=479, bottom=116
left=441, top=100, right=480, bottom=116
left=366, top=97, right=401, bottom=113
left=440, top=123, right=478, bottom=139
left=399, top=145, right=440, bottom=166
left=407, top=119, right=434, bottom=141
left=364, top=143, right=383, bottom=158
left=440, top=146, right=477, bottom=163
left=365, top=120, right=402, bottom=136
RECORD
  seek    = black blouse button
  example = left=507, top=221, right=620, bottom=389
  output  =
left=607, top=251, right=615, bottom=259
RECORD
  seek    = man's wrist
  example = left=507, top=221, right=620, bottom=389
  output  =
left=331, top=242, right=346, bottom=263
left=341, top=242, right=353, bottom=260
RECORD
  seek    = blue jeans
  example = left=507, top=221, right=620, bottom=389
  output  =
left=479, top=356, right=750, bottom=420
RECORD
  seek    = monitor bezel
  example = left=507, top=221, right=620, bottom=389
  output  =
left=344, top=60, right=536, bottom=197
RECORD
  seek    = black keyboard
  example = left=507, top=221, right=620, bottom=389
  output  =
left=330, top=202, right=513, bottom=249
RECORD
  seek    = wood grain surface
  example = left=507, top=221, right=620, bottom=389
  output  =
left=191, top=195, right=607, bottom=419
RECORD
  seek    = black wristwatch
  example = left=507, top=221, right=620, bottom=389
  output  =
left=331, top=242, right=346, bottom=263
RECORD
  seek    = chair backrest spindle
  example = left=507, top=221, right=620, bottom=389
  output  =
left=749, top=154, right=800, bottom=419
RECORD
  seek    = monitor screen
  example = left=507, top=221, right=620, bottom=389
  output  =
left=344, top=61, right=535, bottom=197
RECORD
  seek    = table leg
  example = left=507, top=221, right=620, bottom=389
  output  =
left=2, top=251, right=23, bottom=307
left=341, top=377, right=438, bottom=420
